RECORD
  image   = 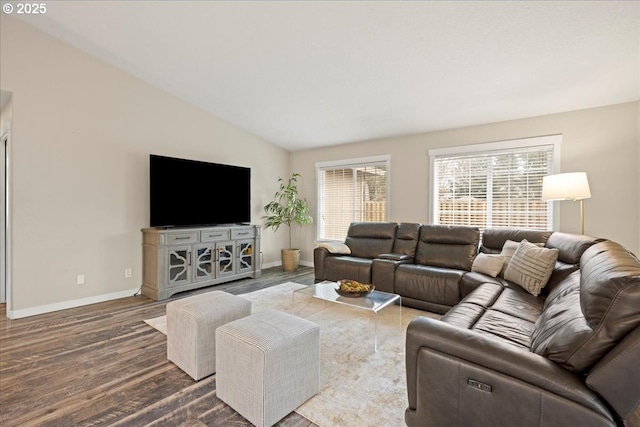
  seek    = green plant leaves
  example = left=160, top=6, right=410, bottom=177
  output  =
left=262, top=172, right=313, bottom=249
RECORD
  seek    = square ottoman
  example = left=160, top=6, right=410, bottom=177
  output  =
left=216, top=309, right=320, bottom=427
left=166, top=291, right=251, bottom=380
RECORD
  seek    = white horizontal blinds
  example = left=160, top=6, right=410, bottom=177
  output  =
left=317, top=161, right=388, bottom=240
left=318, top=168, right=354, bottom=240
left=434, top=144, right=554, bottom=230
left=354, top=163, right=387, bottom=222
left=435, top=153, right=489, bottom=228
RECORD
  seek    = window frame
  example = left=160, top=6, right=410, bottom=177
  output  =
left=428, top=135, right=562, bottom=230
left=315, top=155, right=391, bottom=242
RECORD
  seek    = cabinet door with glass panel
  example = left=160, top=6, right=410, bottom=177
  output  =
left=216, top=241, right=236, bottom=278
left=166, top=245, right=192, bottom=286
left=194, top=241, right=237, bottom=280
left=193, top=243, right=214, bottom=282
left=237, top=239, right=255, bottom=274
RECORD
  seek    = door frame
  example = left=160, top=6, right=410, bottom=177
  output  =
left=1, top=128, right=12, bottom=317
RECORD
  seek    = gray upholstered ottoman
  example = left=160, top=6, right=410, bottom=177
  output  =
left=216, top=309, right=320, bottom=427
left=166, top=291, right=251, bottom=381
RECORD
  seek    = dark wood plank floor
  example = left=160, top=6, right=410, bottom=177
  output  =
left=6, top=267, right=637, bottom=427
left=0, top=266, right=318, bottom=427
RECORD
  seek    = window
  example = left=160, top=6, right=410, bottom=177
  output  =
left=429, top=135, right=561, bottom=231
left=316, top=155, right=390, bottom=241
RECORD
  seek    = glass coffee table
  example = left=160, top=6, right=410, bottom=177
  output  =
left=292, top=281, right=402, bottom=351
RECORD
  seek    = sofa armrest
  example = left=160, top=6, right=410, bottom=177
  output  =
left=377, top=253, right=413, bottom=261
left=313, top=247, right=330, bottom=281
left=372, top=256, right=412, bottom=293
left=587, top=325, right=640, bottom=423
left=406, top=317, right=613, bottom=419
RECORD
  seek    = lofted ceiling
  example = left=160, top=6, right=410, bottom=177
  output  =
left=11, top=1, right=640, bottom=151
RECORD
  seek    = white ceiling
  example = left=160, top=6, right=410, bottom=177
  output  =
left=13, top=1, right=640, bottom=151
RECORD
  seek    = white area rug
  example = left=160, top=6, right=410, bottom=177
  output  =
left=144, top=282, right=439, bottom=427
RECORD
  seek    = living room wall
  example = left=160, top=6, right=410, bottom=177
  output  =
left=0, top=16, right=290, bottom=317
left=291, top=101, right=640, bottom=260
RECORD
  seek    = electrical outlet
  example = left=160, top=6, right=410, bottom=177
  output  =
left=77, top=274, right=85, bottom=285
left=125, top=268, right=132, bottom=278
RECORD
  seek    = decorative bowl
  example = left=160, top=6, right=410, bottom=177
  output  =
left=336, top=279, right=374, bottom=298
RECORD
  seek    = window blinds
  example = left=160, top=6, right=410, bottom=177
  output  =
left=433, top=145, right=554, bottom=230
left=317, top=162, right=388, bottom=240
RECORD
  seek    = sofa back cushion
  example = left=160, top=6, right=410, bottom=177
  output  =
left=414, top=225, right=479, bottom=271
left=345, top=222, right=397, bottom=259
left=530, top=241, right=640, bottom=373
left=544, top=232, right=605, bottom=293
left=480, top=228, right=552, bottom=255
left=392, top=223, right=421, bottom=257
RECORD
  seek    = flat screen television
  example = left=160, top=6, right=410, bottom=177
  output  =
left=149, top=154, right=251, bottom=228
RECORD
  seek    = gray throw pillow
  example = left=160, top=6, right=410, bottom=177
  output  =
left=505, top=240, right=558, bottom=296
left=471, top=253, right=505, bottom=278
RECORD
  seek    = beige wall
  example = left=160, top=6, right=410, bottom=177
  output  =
left=0, top=16, right=290, bottom=315
left=292, top=101, right=640, bottom=259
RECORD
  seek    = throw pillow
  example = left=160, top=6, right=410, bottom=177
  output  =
left=314, top=241, right=351, bottom=255
left=505, top=240, right=559, bottom=296
left=471, top=253, right=505, bottom=277
left=498, top=240, right=520, bottom=277
left=498, top=239, right=545, bottom=277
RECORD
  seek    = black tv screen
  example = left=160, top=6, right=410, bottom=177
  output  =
left=150, top=154, right=251, bottom=227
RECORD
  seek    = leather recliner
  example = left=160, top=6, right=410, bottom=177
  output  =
left=314, top=222, right=398, bottom=285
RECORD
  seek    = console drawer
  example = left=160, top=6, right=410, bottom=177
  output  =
left=232, top=228, right=256, bottom=239
left=165, top=232, right=198, bottom=245
left=201, top=229, right=231, bottom=242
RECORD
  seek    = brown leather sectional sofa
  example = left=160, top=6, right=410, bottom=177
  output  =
left=313, top=222, right=640, bottom=426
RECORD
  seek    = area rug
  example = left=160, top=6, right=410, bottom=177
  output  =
left=144, top=282, right=440, bottom=427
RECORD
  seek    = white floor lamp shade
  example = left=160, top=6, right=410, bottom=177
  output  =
left=542, top=172, right=591, bottom=234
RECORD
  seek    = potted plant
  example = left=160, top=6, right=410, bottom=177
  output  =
left=263, top=173, right=313, bottom=272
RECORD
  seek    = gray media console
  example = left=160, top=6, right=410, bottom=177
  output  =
left=141, top=224, right=261, bottom=300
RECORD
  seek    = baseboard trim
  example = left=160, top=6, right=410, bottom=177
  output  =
left=262, top=261, right=281, bottom=269
left=261, top=260, right=313, bottom=269
left=7, top=287, right=141, bottom=319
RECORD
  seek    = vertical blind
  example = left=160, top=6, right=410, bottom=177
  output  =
left=317, top=161, right=388, bottom=240
left=433, top=144, right=554, bottom=231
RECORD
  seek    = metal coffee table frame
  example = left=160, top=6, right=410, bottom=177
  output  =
left=292, top=281, right=402, bottom=351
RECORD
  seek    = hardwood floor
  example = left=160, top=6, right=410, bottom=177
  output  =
left=0, top=267, right=318, bottom=427
left=4, top=266, right=640, bottom=426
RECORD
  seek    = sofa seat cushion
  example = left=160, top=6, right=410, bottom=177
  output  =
left=323, top=256, right=373, bottom=284
left=445, top=281, right=540, bottom=348
left=459, top=272, right=508, bottom=297
left=472, top=309, right=535, bottom=349
left=490, top=286, right=544, bottom=323
left=440, top=302, right=485, bottom=328
left=458, top=282, right=503, bottom=308
left=395, top=265, right=463, bottom=307
left=441, top=302, right=534, bottom=349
